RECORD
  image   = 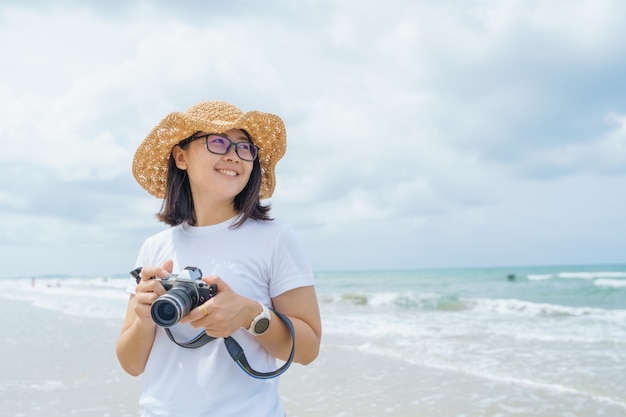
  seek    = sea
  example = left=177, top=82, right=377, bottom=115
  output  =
left=1, top=263, right=625, bottom=416
left=314, top=264, right=626, bottom=415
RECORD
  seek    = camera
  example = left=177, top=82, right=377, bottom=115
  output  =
left=148, top=266, right=217, bottom=327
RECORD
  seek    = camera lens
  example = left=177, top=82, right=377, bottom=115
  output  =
left=152, top=299, right=179, bottom=326
left=150, top=285, right=198, bottom=327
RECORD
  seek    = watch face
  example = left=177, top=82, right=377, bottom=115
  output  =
left=254, top=318, right=270, bottom=334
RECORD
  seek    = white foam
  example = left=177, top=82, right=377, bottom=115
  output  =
left=464, top=297, right=626, bottom=321
left=558, top=271, right=626, bottom=279
left=368, top=292, right=400, bottom=307
left=0, top=380, right=66, bottom=391
left=528, top=274, right=553, bottom=281
left=1, top=277, right=129, bottom=320
left=343, top=333, right=626, bottom=411
left=595, top=279, right=626, bottom=288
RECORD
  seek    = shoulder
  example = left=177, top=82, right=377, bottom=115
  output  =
left=238, top=218, right=305, bottom=246
left=139, top=225, right=181, bottom=251
left=243, top=219, right=309, bottom=261
left=144, top=225, right=179, bottom=242
left=239, top=218, right=290, bottom=235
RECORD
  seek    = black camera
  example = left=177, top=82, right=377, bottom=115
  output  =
left=148, top=266, right=217, bottom=327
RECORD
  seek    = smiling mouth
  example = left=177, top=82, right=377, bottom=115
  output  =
left=217, top=169, right=238, bottom=177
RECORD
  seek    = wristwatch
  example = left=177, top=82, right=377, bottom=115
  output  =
left=246, top=302, right=271, bottom=336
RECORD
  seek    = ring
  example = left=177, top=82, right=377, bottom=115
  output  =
left=200, top=304, right=208, bottom=317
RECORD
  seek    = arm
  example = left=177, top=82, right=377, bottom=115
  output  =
left=261, top=285, right=322, bottom=365
left=115, top=262, right=172, bottom=376
left=115, top=294, right=157, bottom=376
left=183, top=277, right=322, bottom=365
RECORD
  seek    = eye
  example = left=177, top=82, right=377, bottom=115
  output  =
left=208, top=137, right=230, bottom=151
left=209, top=137, right=227, bottom=146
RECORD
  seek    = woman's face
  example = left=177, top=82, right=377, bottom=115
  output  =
left=173, top=128, right=254, bottom=203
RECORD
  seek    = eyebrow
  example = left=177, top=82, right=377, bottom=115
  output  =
left=212, top=132, right=251, bottom=143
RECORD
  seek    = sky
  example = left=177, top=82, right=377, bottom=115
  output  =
left=1, top=0, right=625, bottom=277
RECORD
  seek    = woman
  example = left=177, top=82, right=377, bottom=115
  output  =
left=116, top=101, right=322, bottom=417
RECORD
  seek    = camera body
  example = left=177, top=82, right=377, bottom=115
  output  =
left=150, top=266, right=217, bottom=327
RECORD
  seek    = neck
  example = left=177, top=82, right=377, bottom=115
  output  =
left=192, top=200, right=238, bottom=227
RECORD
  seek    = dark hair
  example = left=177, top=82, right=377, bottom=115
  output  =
left=157, top=131, right=272, bottom=227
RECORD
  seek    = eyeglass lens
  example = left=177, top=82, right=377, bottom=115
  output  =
left=206, top=135, right=258, bottom=161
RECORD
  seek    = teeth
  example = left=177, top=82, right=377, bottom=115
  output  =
left=217, top=169, right=237, bottom=177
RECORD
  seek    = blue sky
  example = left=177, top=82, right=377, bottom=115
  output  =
left=1, top=0, right=625, bottom=277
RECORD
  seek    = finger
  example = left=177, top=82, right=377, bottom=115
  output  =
left=133, top=292, right=158, bottom=317
left=139, top=260, right=173, bottom=281
left=139, top=267, right=168, bottom=281
left=161, top=259, right=173, bottom=273
left=181, top=303, right=210, bottom=325
left=135, top=290, right=159, bottom=305
left=138, top=279, right=167, bottom=296
left=202, top=274, right=228, bottom=292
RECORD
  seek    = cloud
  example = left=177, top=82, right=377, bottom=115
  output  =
left=520, top=112, right=626, bottom=177
left=1, top=0, right=625, bottom=276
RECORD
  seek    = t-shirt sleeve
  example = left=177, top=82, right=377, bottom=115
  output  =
left=269, top=226, right=315, bottom=298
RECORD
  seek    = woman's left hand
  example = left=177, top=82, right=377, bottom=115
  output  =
left=180, top=275, right=258, bottom=338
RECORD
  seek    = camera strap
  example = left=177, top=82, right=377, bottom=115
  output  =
left=130, top=267, right=295, bottom=379
left=163, top=308, right=295, bottom=380
left=164, top=328, right=217, bottom=349
left=225, top=308, right=295, bottom=379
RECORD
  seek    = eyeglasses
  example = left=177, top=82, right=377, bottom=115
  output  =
left=191, top=134, right=259, bottom=162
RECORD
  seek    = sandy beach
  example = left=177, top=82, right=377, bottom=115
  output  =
left=1, top=298, right=141, bottom=416
left=3, top=296, right=623, bottom=417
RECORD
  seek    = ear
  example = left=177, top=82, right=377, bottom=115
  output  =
left=172, top=145, right=188, bottom=170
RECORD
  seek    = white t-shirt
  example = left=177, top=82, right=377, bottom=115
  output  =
left=125, top=216, right=314, bottom=417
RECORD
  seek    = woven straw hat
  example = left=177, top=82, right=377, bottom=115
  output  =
left=132, top=101, right=286, bottom=200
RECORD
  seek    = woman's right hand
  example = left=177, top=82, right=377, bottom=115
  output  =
left=133, top=260, right=173, bottom=325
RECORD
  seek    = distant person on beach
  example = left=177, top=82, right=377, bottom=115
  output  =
left=116, top=101, right=322, bottom=417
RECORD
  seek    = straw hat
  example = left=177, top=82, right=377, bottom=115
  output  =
left=132, top=101, right=286, bottom=200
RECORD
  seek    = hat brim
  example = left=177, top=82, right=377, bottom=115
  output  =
left=132, top=106, right=286, bottom=200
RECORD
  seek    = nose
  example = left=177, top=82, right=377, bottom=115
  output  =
left=223, top=144, right=240, bottom=161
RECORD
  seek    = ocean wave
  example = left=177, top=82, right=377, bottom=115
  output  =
left=595, top=279, right=626, bottom=288
left=320, top=291, right=626, bottom=321
left=528, top=271, right=626, bottom=281
left=335, top=341, right=626, bottom=411
left=319, top=291, right=467, bottom=311
left=1, top=277, right=129, bottom=320
left=558, top=271, right=626, bottom=280
left=465, top=297, right=626, bottom=320
left=527, top=274, right=553, bottom=281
